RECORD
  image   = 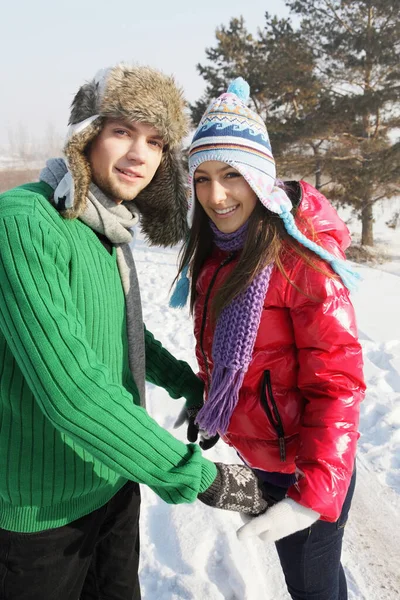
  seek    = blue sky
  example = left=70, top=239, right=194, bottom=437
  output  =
left=0, top=0, right=289, bottom=147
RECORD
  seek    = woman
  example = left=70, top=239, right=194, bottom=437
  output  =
left=171, top=78, right=365, bottom=600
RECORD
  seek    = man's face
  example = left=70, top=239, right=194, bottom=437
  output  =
left=88, top=119, right=164, bottom=203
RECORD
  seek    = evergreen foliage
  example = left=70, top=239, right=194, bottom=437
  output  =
left=192, top=1, right=400, bottom=245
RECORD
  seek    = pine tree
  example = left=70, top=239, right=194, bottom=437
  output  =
left=286, top=0, right=400, bottom=245
left=193, top=2, right=400, bottom=245
left=191, top=16, right=347, bottom=191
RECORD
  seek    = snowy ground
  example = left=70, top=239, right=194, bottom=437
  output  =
left=134, top=199, right=400, bottom=599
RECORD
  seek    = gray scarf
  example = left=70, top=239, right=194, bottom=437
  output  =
left=40, top=158, right=146, bottom=407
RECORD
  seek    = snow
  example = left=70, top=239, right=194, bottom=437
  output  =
left=134, top=200, right=400, bottom=599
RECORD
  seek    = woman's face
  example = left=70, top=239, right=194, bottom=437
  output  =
left=194, top=161, right=258, bottom=233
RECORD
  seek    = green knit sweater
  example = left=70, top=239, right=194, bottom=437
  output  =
left=0, top=182, right=216, bottom=533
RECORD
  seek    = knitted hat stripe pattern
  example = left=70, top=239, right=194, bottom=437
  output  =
left=196, top=98, right=271, bottom=142
left=192, top=121, right=272, bottom=151
left=190, top=142, right=274, bottom=166
left=199, top=107, right=268, bottom=129
left=189, top=151, right=275, bottom=177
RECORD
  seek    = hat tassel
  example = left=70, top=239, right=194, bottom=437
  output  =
left=280, top=209, right=361, bottom=292
left=169, top=264, right=190, bottom=308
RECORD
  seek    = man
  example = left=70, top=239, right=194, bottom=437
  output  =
left=0, top=64, right=266, bottom=600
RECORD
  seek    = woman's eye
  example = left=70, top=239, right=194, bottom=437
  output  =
left=115, top=129, right=129, bottom=136
left=225, top=171, right=240, bottom=179
left=194, top=177, right=207, bottom=184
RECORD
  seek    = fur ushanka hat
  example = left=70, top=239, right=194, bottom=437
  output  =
left=57, top=64, right=189, bottom=247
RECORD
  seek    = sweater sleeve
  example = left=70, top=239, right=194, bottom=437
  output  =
left=285, top=260, right=365, bottom=521
left=144, top=326, right=204, bottom=408
left=0, top=208, right=216, bottom=504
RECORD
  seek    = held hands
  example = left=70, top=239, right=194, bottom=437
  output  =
left=198, top=463, right=268, bottom=515
left=237, top=498, right=320, bottom=543
left=174, top=404, right=219, bottom=450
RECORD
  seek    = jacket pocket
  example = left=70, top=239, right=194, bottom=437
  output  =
left=260, top=370, right=286, bottom=462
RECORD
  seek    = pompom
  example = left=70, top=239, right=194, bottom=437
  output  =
left=227, top=77, right=250, bottom=103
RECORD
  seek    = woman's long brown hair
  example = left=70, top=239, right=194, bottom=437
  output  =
left=176, top=183, right=335, bottom=319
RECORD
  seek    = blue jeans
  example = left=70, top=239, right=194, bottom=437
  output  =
left=274, top=470, right=356, bottom=600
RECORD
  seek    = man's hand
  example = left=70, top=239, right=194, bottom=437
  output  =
left=174, top=404, right=219, bottom=450
left=198, top=463, right=268, bottom=515
left=237, top=498, right=320, bottom=542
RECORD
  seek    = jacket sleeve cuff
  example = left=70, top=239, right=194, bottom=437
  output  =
left=287, top=484, right=336, bottom=522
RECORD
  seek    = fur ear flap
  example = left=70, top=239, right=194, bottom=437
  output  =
left=133, top=149, right=189, bottom=247
left=69, top=81, right=99, bottom=126
left=62, top=119, right=103, bottom=219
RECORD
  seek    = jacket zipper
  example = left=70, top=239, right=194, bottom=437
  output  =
left=199, top=253, right=237, bottom=390
left=260, top=370, right=286, bottom=462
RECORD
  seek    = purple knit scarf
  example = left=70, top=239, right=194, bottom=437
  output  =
left=196, top=221, right=275, bottom=437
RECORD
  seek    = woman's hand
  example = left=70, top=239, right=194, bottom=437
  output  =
left=237, top=498, right=320, bottom=542
left=174, top=404, right=219, bottom=450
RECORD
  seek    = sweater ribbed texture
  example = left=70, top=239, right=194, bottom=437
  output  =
left=0, top=182, right=216, bottom=533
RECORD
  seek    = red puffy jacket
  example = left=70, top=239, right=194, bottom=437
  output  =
left=194, top=181, right=365, bottom=521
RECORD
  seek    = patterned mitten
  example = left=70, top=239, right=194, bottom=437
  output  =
left=174, top=405, right=219, bottom=450
left=198, top=463, right=268, bottom=515
left=237, top=498, right=320, bottom=542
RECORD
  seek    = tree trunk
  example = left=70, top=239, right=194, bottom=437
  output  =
left=361, top=201, right=374, bottom=246
left=315, top=158, right=322, bottom=190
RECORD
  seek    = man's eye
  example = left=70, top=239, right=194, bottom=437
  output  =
left=149, top=140, right=163, bottom=148
left=115, top=129, right=129, bottom=136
